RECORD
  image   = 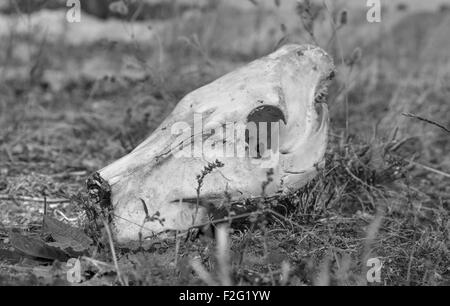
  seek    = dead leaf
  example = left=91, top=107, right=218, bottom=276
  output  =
left=43, top=216, right=93, bottom=253
left=9, top=231, right=69, bottom=261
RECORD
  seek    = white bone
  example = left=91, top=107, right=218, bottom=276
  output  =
left=95, top=44, right=335, bottom=243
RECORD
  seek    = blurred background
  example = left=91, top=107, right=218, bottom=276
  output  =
left=0, top=0, right=449, bottom=167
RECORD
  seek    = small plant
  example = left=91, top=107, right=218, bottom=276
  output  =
left=190, top=224, right=232, bottom=285
left=296, top=0, right=322, bottom=43
left=261, top=168, right=274, bottom=197
left=193, top=159, right=225, bottom=224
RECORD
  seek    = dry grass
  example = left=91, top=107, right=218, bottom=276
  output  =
left=0, top=0, right=449, bottom=286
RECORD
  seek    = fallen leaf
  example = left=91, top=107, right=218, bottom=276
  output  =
left=43, top=216, right=93, bottom=253
left=9, top=231, right=69, bottom=261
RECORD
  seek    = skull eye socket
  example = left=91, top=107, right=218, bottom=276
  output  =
left=245, top=105, right=286, bottom=159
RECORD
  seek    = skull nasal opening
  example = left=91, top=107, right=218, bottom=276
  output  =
left=245, top=105, right=286, bottom=159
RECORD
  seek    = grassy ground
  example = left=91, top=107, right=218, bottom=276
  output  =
left=0, top=1, right=449, bottom=285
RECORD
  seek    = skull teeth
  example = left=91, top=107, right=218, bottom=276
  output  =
left=314, top=89, right=328, bottom=104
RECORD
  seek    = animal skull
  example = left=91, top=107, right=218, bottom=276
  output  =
left=91, top=44, right=335, bottom=243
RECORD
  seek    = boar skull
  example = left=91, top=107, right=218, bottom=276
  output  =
left=91, top=44, right=335, bottom=243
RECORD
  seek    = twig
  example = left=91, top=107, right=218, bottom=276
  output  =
left=409, top=161, right=450, bottom=179
left=402, top=112, right=450, bottom=134
left=362, top=212, right=383, bottom=263
left=280, top=261, right=291, bottom=286
left=216, top=225, right=232, bottom=286
left=0, top=194, right=70, bottom=204
left=54, top=209, right=79, bottom=223
left=102, top=219, right=126, bottom=286
left=174, top=231, right=181, bottom=267
left=406, top=246, right=416, bottom=285
left=189, top=211, right=263, bottom=230
left=344, top=166, right=378, bottom=191
left=190, top=258, right=218, bottom=286
left=81, top=256, right=116, bottom=271
left=42, top=194, right=47, bottom=228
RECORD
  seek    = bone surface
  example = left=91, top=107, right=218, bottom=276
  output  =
left=95, top=44, right=335, bottom=243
